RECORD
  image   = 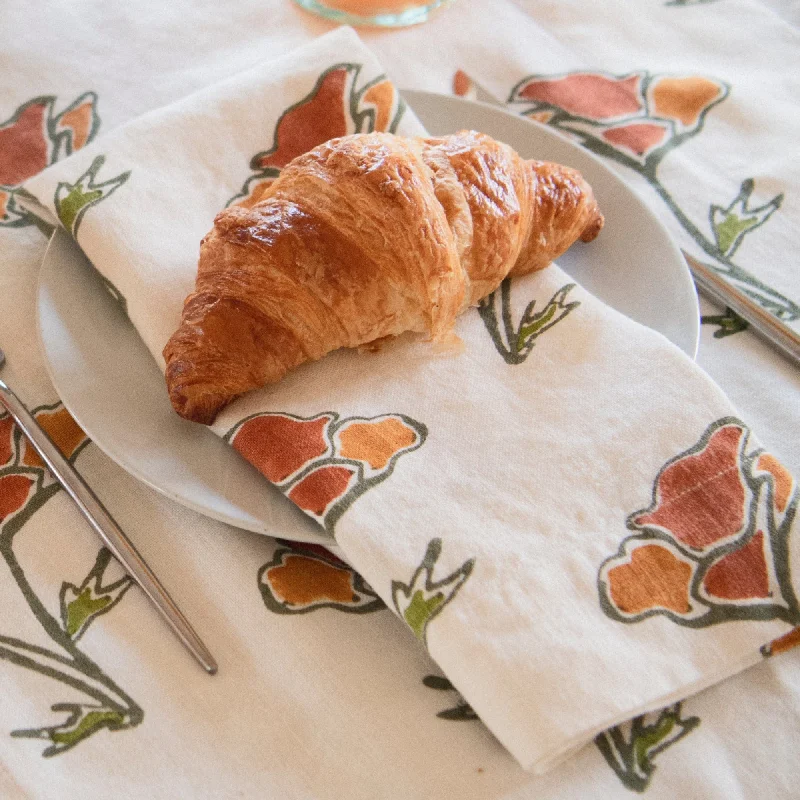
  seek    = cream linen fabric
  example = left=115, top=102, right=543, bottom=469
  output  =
left=20, top=27, right=799, bottom=774
left=3, top=1, right=800, bottom=797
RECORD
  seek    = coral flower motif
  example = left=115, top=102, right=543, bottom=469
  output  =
left=231, top=64, right=405, bottom=208
left=509, top=70, right=728, bottom=164
left=516, top=72, right=644, bottom=121
left=605, top=542, right=695, bottom=616
left=0, top=93, right=99, bottom=227
left=227, top=411, right=426, bottom=533
left=599, top=417, right=799, bottom=630
left=0, top=414, right=15, bottom=466
left=0, top=404, right=89, bottom=524
left=0, top=475, right=35, bottom=522
left=258, top=541, right=383, bottom=614
left=631, top=423, right=750, bottom=553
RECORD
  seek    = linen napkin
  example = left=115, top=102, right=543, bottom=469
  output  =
left=19, top=26, right=800, bottom=773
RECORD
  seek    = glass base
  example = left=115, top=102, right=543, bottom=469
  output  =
left=292, top=0, right=452, bottom=27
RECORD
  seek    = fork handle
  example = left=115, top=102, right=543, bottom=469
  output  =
left=0, top=378, right=218, bottom=675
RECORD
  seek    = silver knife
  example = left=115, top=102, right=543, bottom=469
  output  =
left=0, top=347, right=218, bottom=675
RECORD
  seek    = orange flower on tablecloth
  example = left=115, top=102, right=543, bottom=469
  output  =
left=231, top=413, right=334, bottom=483
left=257, top=540, right=384, bottom=614
left=0, top=403, right=90, bottom=528
left=763, top=627, right=800, bottom=657
left=599, top=417, right=799, bottom=629
left=230, top=64, right=406, bottom=208
left=507, top=65, right=797, bottom=324
left=21, top=407, right=87, bottom=469
left=227, top=411, right=426, bottom=534
left=0, top=93, right=99, bottom=227
left=508, top=70, right=727, bottom=164
left=0, top=414, right=15, bottom=467
left=517, top=72, right=644, bottom=121
left=0, top=475, right=35, bottom=522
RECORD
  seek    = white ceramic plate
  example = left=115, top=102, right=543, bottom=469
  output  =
left=36, top=90, right=699, bottom=544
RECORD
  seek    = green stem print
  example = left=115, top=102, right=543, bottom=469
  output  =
left=594, top=703, right=701, bottom=793
left=0, top=92, right=100, bottom=229
left=0, top=405, right=142, bottom=756
left=60, top=548, right=134, bottom=641
left=54, top=154, right=130, bottom=238
left=508, top=71, right=798, bottom=321
left=422, top=674, right=478, bottom=721
left=50, top=155, right=130, bottom=313
left=478, top=280, right=579, bottom=364
left=391, top=539, right=474, bottom=646
left=701, top=306, right=748, bottom=338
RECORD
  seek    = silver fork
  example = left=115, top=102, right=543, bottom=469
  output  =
left=0, top=347, right=218, bottom=675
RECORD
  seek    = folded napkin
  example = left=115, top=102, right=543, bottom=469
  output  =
left=20, top=26, right=800, bottom=772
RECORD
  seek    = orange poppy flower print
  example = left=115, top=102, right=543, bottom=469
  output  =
left=0, top=93, right=99, bottom=227
left=509, top=70, right=727, bottom=165
left=0, top=404, right=90, bottom=529
left=507, top=66, right=797, bottom=323
left=599, top=417, right=799, bottom=629
left=227, top=411, right=426, bottom=534
left=631, top=423, right=750, bottom=552
left=258, top=540, right=383, bottom=614
left=231, top=63, right=406, bottom=208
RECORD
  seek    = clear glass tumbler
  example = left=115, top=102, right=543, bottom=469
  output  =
left=293, top=0, right=454, bottom=27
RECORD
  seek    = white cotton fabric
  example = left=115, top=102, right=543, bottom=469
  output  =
left=20, top=27, right=799, bottom=773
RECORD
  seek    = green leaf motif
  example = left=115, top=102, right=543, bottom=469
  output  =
left=595, top=703, right=700, bottom=793
left=633, top=714, right=675, bottom=773
left=12, top=703, right=129, bottom=757
left=479, top=280, right=580, bottom=365
left=64, top=587, right=112, bottom=637
left=56, top=186, right=102, bottom=233
left=50, top=709, right=125, bottom=749
left=710, top=179, right=782, bottom=259
left=54, top=154, right=130, bottom=238
left=391, top=539, right=474, bottom=647
left=59, top=548, right=133, bottom=641
left=713, top=213, right=759, bottom=256
left=701, top=307, right=749, bottom=338
left=404, top=590, right=445, bottom=639
left=517, top=300, right=558, bottom=350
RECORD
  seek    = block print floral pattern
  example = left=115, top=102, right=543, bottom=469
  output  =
left=478, top=280, right=579, bottom=364
left=391, top=538, right=474, bottom=646
left=701, top=306, right=748, bottom=338
left=599, top=417, right=799, bottom=629
left=53, top=154, right=130, bottom=239
left=507, top=71, right=797, bottom=321
left=226, top=411, right=426, bottom=534
left=595, top=703, right=701, bottom=793
left=0, top=405, right=142, bottom=756
left=230, top=63, right=406, bottom=208
left=258, top=540, right=383, bottom=615
left=0, top=92, right=99, bottom=229
left=422, top=674, right=478, bottom=721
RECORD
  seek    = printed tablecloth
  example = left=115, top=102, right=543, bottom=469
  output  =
left=1, top=1, right=799, bottom=797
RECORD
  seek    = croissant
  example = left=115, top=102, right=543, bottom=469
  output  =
left=164, top=130, right=603, bottom=424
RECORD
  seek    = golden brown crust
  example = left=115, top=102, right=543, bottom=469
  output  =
left=163, top=131, right=603, bottom=423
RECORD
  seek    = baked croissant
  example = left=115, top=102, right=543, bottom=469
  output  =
left=164, top=130, right=603, bottom=424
